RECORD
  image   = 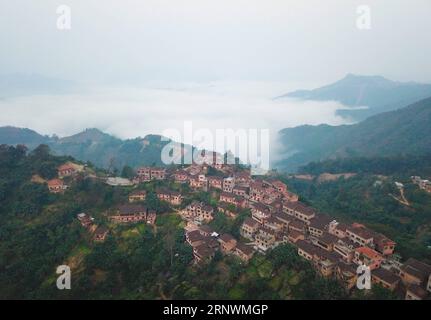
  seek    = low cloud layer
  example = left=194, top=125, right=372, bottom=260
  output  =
left=0, top=81, right=352, bottom=161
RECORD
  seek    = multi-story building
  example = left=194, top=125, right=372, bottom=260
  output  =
left=93, top=226, right=109, bottom=242
left=353, top=247, right=384, bottom=270
left=135, top=167, right=166, bottom=181
left=335, top=262, right=358, bottom=291
left=232, top=186, right=248, bottom=197
left=251, top=203, right=271, bottom=224
left=208, top=176, right=224, bottom=190
left=150, top=168, right=166, bottom=180
left=136, top=167, right=151, bottom=181
left=186, top=230, right=206, bottom=247
left=240, top=217, right=260, bottom=240
left=405, top=284, right=429, bottom=300
left=328, top=220, right=348, bottom=239
left=218, top=234, right=237, bottom=254
left=77, top=213, right=94, bottom=228
left=264, top=216, right=284, bottom=232
left=271, top=180, right=287, bottom=193
left=297, top=240, right=317, bottom=261
left=58, top=163, right=76, bottom=178
left=308, top=215, right=332, bottom=237
left=289, top=220, right=306, bottom=233
left=373, top=233, right=396, bottom=256
left=47, top=179, right=67, bottom=193
left=273, top=212, right=293, bottom=230
left=128, top=190, right=147, bottom=202
left=234, top=243, right=254, bottom=263
left=156, top=189, right=183, bottom=205
left=222, top=177, right=235, bottom=192
left=311, top=232, right=338, bottom=252
left=399, top=258, right=431, bottom=287
left=190, top=174, right=208, bottom=190
left=346, top=225, right=374, bottom=247
left=254, top=228, right=276, bottom=252
left=333, top=239, right=358, bottom=263
left=181, top=201, right=214, bottom=223
left=110, top=204, right=148, bottom=223
left=286, top=230, right=305, bottom=244
left=173, top=170, right=190, bottom=183
left=234, top=171, right=251, bottom=187
left=283, top=201, right=316, bottom=224
left=313, top=252, right=338, bottom=277
left=249, top=181, right=265, bottom=202
left=220, top=192, right=247, bottom=208
left=193, top=244, right=216, bottom=263
left=372, top=268, right=400, bottom=291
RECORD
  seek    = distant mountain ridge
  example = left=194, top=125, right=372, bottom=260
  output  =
left=0, top=127, right=180, bottom=169
left=278, top=74, right=431, bottom=121
left=276, top=96, right=431, bottom=172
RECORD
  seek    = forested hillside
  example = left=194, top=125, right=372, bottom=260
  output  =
left=277, top=97, right=431, bottom=172
left=0, top=127, right=182, bottom=170
left=1, top=144, right=360, bottom=300
left=299, top=154, right=431, bottom=177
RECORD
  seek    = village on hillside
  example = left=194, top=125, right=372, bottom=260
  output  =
left=45, top=157, right=431, bottom=301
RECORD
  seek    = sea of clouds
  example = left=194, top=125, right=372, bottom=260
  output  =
left=0, top=81, right=354, bottom=163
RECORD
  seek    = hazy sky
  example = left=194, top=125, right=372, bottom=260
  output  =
left=1, top=0, right=431, bottom=159
left=1, top=0, right=431, bottom=84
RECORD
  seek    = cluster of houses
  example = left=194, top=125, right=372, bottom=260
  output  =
left=76, top=212, right=109, bottom=242
left=46, top=162, right=86, bottom=193
left=412, top=176, right=431, bottom=193
left=46, top=163, right=76, bottom=193
left=185, top=225, right=254, bottom=264
left=132, top=163, right=431, bottom=300
left=129, top=188, right=183, bottom=206
left=134, top=167, right=167, bottom=182
left=238, top=183, right=430, bottom=299
left=75, top=204, right=158, bottom=244
left=110, top=204, right=157, bottom=225
left=66, top=160, right=431, bottom=299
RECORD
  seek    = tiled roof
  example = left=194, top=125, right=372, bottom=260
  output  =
left=309, top=214, right=332, bottom=229
left=347, top=226, right=374, bottom=240
left=243, top=217, right=259, bottom=228
left=407, top=284, right=428, bottom=299
left=130, top=190, right=146, bottom=196
left=219, top=233, right=236, bottom=243
left=400, top=258, right=431, bottom=282
left=236, top=242, right=254, bottom=255
left=187, top=230, right=204, bottom=242
left=118, top=204, right=147, bottom=215
left=355, top=246, right=382, bottom=259
left=372, top=268, right=400, bottom=285
left=47, top=179, right=63, bottom=186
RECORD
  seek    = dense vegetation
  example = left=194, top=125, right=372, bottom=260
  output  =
left=276, top=96, right=431, bottom=172
left=299, top=154, right=431, bottom=177
left=0, top=127, right=181, bottom=169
